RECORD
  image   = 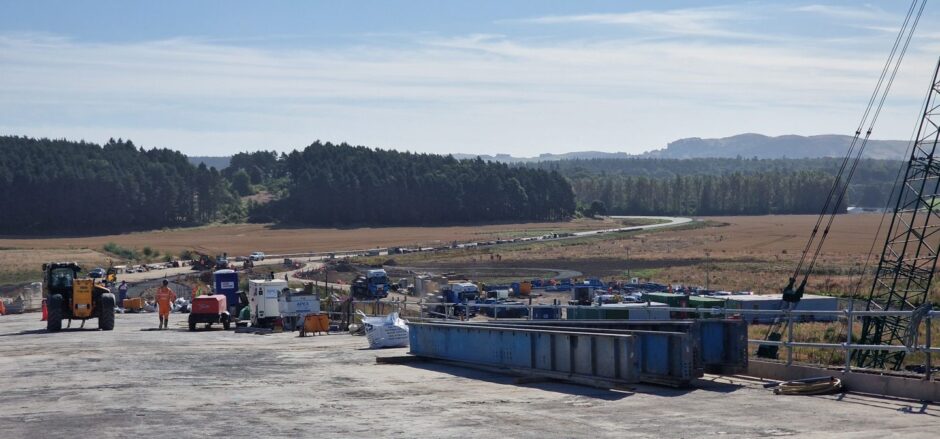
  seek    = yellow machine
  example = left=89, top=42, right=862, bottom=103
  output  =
left=43, top=262, right=115, bottom=331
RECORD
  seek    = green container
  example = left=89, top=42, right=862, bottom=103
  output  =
left=688, top=296, right=726, bottom=318
left=568, top=306, right=632, bottom=320
left=641, top=292, right=688, bottom=307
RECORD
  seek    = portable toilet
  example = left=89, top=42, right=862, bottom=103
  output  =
left=248, top=279, right=286, bottom=328
left=213, top=269, right=240, bottom=314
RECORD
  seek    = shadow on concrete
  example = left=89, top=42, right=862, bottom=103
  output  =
left=0, top=327, right=101, bottom=337
left=828, top=392, right=940, bottom=417
left=401, top=360, right=634, bottom=401
left=394, top=359, right=746, bottom=399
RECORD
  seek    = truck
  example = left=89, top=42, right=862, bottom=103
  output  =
left=248, top=279, right=286, bottom=328
left=351, top=269, right=390, bottom=299
left=427, top=282, right=481, bottom=317
left=188, top=295, right=231, bottom=330
left=43, top=262, right=116, bottom=331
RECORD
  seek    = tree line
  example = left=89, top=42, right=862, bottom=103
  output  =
left=0, top=136, right=240, bottom=234
left=569, top=172, right=845, bottom=216
left=248, top=141, right=576, bottom=225
left=526, top=157, right=901, bottom=210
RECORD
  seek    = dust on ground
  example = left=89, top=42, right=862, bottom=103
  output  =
left=0, top=312, right=936, bottom=439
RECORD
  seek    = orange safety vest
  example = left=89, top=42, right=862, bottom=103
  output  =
left=155, top=286, right=177, bottom=315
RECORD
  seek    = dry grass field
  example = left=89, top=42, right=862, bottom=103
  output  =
left=0, top=214, right=919, bottom=302
left=0, top=218, right=621, bottom=285
left=0, top=217, right=620, bottom=255
left=377, top=214, right=918, bottom=302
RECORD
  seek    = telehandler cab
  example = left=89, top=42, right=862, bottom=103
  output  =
left=43, top=262, right=116, bottom=331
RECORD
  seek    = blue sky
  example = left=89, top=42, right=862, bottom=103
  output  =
left=1, top=1, right=938, bottom=156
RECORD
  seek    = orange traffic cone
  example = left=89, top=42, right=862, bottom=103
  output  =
left=40, top=299, right=48, bottom=321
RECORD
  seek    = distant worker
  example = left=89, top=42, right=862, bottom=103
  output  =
left=155, top=280, right=177, bottom=329
left=269, top=271, right=275, bottom=281
left=118, top=281, right=129, bottom=307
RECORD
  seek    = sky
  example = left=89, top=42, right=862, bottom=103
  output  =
left=2, top=0, right=939, bottom=157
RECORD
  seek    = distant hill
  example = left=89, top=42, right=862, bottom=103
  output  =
left=641, top=134, right=909, bottom=160
left=454, top=134, right=910, bottom=162
left=188, top=156, right=230, bottom=169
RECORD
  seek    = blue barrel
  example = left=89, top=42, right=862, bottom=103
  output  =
left=511, top=282, right=520, bottom=295
left=213, top=269, right=239, bottom=309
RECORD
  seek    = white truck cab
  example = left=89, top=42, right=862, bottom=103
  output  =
left=248, top=279, right=285, bottom=328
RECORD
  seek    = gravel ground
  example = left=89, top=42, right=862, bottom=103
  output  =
left=0, top=312, right=938, bottom=438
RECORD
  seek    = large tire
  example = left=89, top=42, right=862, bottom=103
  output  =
left=47, top=294, right=63, bottom=332
left=98, top=293, right=115, bottom=331
left=221, top=313, right=231, bottom=330
left=188, top=315, right=196, bottom=331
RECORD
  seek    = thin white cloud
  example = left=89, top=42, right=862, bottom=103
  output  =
left=508, top=7, right=760, bottom=39
left=0, top=4, right=934, bottom=156
left=792, top=4, right=888, bottom=21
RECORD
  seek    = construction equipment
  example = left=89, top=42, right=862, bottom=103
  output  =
left=278, top=286, right=321, bottom=331
left=188, top=295, right=231, bottom=331
left=123, top=297, right=144, bottom=313
left=191, top=253, right=217, bottom=271
left=569, top=285, right=593, bottom=306
left=854, top=57, right=940, bottom=370
left=758, top=0, right=927, bottom=362
left=427, top=282, right=481, bottom=318
left=43, top=262, right=116, bottom=331
left=350, top=269, right=390, bottom=299
left=248, top=279, right=285, bottom=328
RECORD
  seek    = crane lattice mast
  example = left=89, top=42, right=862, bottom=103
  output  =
left=855, top=58, right=940, bottom=370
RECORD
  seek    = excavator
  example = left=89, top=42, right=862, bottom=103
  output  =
left=43, top=262, right=116, bottom=331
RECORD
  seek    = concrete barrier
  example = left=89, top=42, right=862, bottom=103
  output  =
left=746, top=360, right=940, bottom=402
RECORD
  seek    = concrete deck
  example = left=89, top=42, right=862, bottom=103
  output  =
left=1, top=312, right=938, bottom=438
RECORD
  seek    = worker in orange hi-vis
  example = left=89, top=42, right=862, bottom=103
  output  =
left=155, top=279, right=177, bottom=329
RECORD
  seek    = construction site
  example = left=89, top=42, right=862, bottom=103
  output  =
left=5, top=1, right=940, bottom=438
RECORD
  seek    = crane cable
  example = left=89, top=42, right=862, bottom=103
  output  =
left=789, top=0, right=925, bottom=293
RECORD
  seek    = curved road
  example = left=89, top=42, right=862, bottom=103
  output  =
left=119, top=216, right=695, bottom=288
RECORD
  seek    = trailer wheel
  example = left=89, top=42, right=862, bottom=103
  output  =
left=98, top=294, right=115, bottom=331
left=47, top=294, right=63, bottom=332
left=221, top=313, right=231, bottom=330
left=188, top=315, right=196, bottom=331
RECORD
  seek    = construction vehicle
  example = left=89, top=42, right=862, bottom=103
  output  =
left=43, top=262, right=115, bottom=331
left=425, top=282, right=481, bottom=318
left=351, top=269, right=390, bottom=299
left=248, top=279, right=285, bottom=328
left=191, top=253, right=217, bottom=271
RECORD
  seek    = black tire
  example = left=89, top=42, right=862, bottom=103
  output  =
left=188, top=315, right=196, bottom=331
left=47, top=294, right=64, bottom=332
left=98, top=294, right=115, bottom=331
left=221, top=313, right=231, bottom=330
